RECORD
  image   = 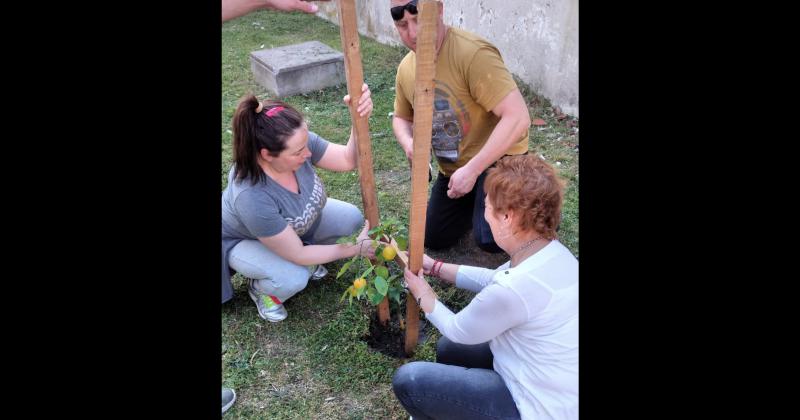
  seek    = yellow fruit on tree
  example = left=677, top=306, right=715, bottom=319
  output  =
left=382, top=246, right=397, bottom=261
left=348, top=285, right=358, bottom=297
left=353, top=277, right=366, bottom=290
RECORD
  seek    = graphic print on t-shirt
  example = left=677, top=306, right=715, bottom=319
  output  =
left=286, top=172, right=326, bottom=236
left=431, top=81, right=470, bottom=163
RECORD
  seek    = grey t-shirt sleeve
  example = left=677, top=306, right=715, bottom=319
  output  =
left=308, top=131, right=330, bottom=165
left=234, top=189, right=288, bottom=238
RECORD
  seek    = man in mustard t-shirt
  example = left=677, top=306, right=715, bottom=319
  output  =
left=390, top=0, right=531, bottom=252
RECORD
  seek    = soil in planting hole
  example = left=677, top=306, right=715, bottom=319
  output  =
left=362, top=313, right=431, bottom=358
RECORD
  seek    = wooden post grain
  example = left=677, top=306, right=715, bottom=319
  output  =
left=404, top=0, right=438, bottom=356
left=336, top=0, right=389, bottom=325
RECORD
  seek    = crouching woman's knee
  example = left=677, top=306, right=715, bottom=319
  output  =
left=341, top=204, right=364, bottom=236
left=283, top=263, right=312, bottom=296
left=392, top=361, right=429, bottom=398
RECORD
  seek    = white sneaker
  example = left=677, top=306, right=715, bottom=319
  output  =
left=310, top=264, right=328, bottom=281
left=247, top=280, right=288, bottom=322
left=222, top=387, right=236, bottom=415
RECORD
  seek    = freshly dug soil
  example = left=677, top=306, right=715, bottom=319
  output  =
left=363, top=312, right=431, bottom=358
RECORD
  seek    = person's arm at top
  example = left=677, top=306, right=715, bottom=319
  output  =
left=222, top=0, right=330, bottom=22
left=446, top=88, right=531, bottom=198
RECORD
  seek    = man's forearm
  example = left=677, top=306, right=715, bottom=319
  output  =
left=463, top=114, right=528, bottom=176
left=392, top=115, right=414, bottom=155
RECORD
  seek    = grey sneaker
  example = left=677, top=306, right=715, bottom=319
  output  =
left=222, top=387, right=236, bottom=415
left=310, top=264, right=328, bottom=281
left=247, top=280, right=288, bottom=322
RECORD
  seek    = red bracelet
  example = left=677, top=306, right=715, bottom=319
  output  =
left=432, top=260, right=443, bottom=277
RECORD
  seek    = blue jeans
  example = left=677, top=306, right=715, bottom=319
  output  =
left=227, top=198, right=363, bottom=303
left=392, top=337, right=520, bottom=420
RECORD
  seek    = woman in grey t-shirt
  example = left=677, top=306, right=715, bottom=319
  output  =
left=222, top=84, right=377, bottom=322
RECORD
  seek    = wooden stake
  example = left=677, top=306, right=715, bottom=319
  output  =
left=404, top=0, right=438, bottom=356
left=336, top=0, right=389, bottom=325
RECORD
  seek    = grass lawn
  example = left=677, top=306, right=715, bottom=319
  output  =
left=222, top=10, right=578, bottom=419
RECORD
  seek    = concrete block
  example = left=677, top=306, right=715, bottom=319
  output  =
left=250, top=41, right=345, bottom=98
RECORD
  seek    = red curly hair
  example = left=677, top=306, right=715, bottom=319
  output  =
left=484, top=155, right=565, bottom=240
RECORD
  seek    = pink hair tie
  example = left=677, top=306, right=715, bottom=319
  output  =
left=265, top=106, right=285, bottom=117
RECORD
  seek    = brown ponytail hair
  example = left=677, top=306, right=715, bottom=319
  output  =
left=231, top=96, right=304, bottom=185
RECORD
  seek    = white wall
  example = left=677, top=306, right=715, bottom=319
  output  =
left=316, top=0, right=579, bottom=117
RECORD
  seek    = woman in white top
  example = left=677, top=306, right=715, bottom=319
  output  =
left=394, top=154, right=578, bottom=420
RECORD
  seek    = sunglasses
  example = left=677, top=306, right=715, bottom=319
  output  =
left=390, top=0, right=418, bottom=21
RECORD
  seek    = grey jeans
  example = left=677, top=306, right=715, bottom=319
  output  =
left=392, top=336, right=521, bottom=420
left=228, top=198, right=363, bottom=303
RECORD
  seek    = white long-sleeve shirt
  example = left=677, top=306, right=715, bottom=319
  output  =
left=426, top=240, right=579, bottom=420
